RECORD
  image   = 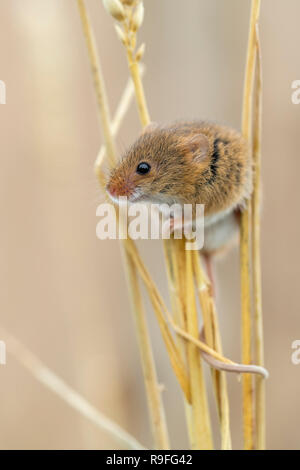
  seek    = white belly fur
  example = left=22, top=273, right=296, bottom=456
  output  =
left=203, top=208, right=238, bottom=254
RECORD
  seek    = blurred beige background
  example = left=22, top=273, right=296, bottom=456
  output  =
left=0, top=0, right=299, bottom=450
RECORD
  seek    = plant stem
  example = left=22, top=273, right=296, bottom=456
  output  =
left=240, top=0, right=261, bottom=450
left=185, top=250, right=213, bottom=449
left=125, top=240, right=191, bottom=402
left=126, top=49, right=150, bottom=127
left=77, top=0, right=116, bottom=170
left=95, top=66, right=145, bottom=174
left=252, top=25, right=265, bottom=450
left=193, top=252, right=232, bottom=450
left=122, top=250, right=170, bottom=449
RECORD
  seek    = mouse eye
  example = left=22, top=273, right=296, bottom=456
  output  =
left=136, top=162, right=151, bottom=175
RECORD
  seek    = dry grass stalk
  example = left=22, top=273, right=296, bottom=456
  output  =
left=192, top=252, right=232, bottom=450
left=163, top=239, right=212, bottom=448
left=124, top=242, right=191, bottom=401
left=121, top=250, right=170, bottom=448
left=0, top=327, right=145, bottom=450
left=95, top=68, right=145, bottom=173
left=162, top=238, right=195, bottom=440
left=77, top=0, right=170, bottom=449
left=252, top=25, right=265, bottom=450
left=121, top=2, right=150, bottom=126
left=77, top=0, right=116, bottom=170
left=240, top=0, right=261, bottom=450
left=185, top=249, right=213, bottom=449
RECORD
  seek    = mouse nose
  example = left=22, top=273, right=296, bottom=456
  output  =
left=106, top=180, right=133, bottom=199
left=106, top=183, right=116, bottom=197
left=106, top=182, right=120, bottom=199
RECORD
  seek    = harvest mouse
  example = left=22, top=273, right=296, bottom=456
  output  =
left=105, top=121, right=267, bottom=378
left=106, top=120, right=252, bottom=256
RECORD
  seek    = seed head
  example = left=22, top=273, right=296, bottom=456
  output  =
left=121, top=0, right=136, bottom=5
left=114, top=24, right=126, bottom=45
left=135, top=43, right=145, bottom=62
left=131, top=2, right=144, bottom=32
left=102, top=0, right=126, bottom=22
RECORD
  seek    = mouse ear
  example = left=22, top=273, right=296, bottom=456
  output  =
left=142, top=122, right=159, bottom=134
left=177, top=133, right=210, bottom=163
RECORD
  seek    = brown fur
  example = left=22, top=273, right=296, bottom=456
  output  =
left=107, top=121, right=252, bottom=218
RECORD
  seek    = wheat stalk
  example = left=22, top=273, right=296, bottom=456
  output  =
left=252, top=24, right=265, bottom=450
left=95, top=65, right=145, bottom=173
left=192, top=252, right=232, bottom=449
left=240, top=0, right=262, bottom=450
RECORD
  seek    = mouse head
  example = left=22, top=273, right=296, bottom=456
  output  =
left=106, top=123, right=212, bottom=205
